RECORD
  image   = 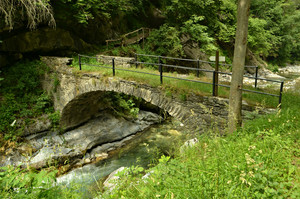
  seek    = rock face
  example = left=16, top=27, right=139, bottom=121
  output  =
left=0, top=110, right=162, bottom=169
left=0, top=28, right=92, bottom=55
left=181, top=34, right=213, bottom=76
left=22, top=114, right=52, bottom=136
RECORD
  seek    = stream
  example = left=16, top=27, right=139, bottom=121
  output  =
left=56, top=117, right=190, bottom=196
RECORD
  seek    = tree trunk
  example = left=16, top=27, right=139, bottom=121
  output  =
left=228, top=0, right=251, bottom=133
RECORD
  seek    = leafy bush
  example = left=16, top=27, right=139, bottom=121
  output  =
left=181, top=15, right=216, bottom=53
left=103, top=92, right=141, bottom=118
left=147, top=24, right=184, bottom=58
left=0, top=166, right=57, bottom=198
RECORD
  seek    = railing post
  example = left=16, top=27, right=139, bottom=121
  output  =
left=78, top=54, right=82, bottom=70
left=278, top=81, right=284, bottom=108
left=112, top=58, right=115, bottom=76
left=214, top=50, right=219, bottom=96
left=212, top=71, right=216, bottom=96
left=255, top=66, right=258, bottom=88
left=159, top=56, right=163, bottom=84
left=197, top=59, right=200, bottom=77
left=135, top=53, right=138, bottom=69
left=142, top=28, right=145, bottom=49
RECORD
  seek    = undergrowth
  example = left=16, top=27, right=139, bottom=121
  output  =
left=0, top=60, right=55, bottom=144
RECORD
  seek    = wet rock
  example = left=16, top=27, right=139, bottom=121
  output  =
left=1, top=110, right=162, bottom=170
left=103, top=167, right=127, bottom=192
left=180, top=138, right=199, bottom=153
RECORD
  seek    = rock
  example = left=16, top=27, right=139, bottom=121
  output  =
left=181, top=34, right=213, bottom=76
left=0, top=110, right=163, bottom=170
left=278, top=65, right=300, bottom=75
left=264, top=73, right=286, bottom=81
left=96, top=55, right=135, bottom=68
left=103, top=167, right=128, bottom=192
left=22, top=115, right=52, bottom=136
left=180, top=138, right=199, bottom=153
left=62, top=111, right=162, bottom=153
left=141, top=170, right=154, bottom=182
left=0, top=28, right=92, bottom=55
left=167, top=130, right=181, bottom=136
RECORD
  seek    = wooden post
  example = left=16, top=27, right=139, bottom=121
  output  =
left=279, top=81, right=284, bottom=108
left=213, top=50, right=219, bottom=96
left=142, top=28, right=145, bottom=49
left=255, top=66, right=258, bottom=88
left=112, top=58, right=115, bottom=76
left=212, top=71, right=216, bottom=96
left=78, top=55, right=82, bottom=70
left=135, top=53, right=138, bottom=69
left=197, top=59, right=200, bottom=77
left=159, top=56, right=163, bottom=84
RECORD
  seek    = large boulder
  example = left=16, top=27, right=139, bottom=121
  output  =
left=0, top=27, right=92, bottom=55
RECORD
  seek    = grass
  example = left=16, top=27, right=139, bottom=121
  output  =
left=72, top=55, right=283, bottom=108
left=100, top=91, right=300, bottom=199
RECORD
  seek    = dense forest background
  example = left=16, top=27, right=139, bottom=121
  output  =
left=0, top=0, right=299, bottom=67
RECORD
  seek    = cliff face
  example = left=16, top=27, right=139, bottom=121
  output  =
left=0, top=2, right=165, bottom=68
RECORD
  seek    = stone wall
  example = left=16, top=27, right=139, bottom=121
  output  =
left=96, top=55, right=135, bottom=68
left=41, top=57, right=255, bottom=132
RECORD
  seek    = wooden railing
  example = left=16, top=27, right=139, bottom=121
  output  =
left=106, top=27, right=151, bottom=49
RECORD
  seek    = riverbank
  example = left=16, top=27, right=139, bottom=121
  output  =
left=101, top=91, right=300, bottom=199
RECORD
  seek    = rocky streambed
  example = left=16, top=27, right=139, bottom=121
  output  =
left=0, top=108, right=189, bottom=196
left=0, top=110, right=164, bottom=169
left=218, top=65, right=300, bottom=92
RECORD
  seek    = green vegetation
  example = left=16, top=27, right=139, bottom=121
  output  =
left=103, top=92, right=141, bottom=119
left=0, top=60, right=54, bottom=143
left=0, top=166, right=85, bottom=198
left=105, top=92, right=300, bottom=199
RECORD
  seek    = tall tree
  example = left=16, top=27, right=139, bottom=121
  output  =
left=228, top=0, right=251, bottom=133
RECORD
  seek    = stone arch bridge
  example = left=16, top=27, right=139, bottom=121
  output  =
left=41, top=57, right=254, bottom=131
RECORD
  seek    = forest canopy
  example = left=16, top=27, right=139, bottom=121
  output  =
left=0, top=0, right=299, bottom=63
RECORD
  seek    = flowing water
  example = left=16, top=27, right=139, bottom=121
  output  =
left=56, top=117, right=193, bottom=196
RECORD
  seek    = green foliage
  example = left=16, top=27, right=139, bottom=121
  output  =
left=0, top=61, right=54, bottom=143
left=181, top=15, right=216, bottom=53
left=0, top=166, right=84, bottom=198
left=60, top=0, right=141, bottom=24
left=147, top=24, right=184, bottom=58
left=49, top=111, right=61, bottom=130
left=0, top=71, right=3, bottom=86
left=0, top=166, right=56, bottom=197
left=52, top=73, right=60, bottom=92
left=103, top=92, right=141, bottom=118
left=249, top=0, right=300, bottom=63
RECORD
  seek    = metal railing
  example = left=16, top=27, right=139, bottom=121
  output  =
left=78, top=54, right=284, bottom=107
